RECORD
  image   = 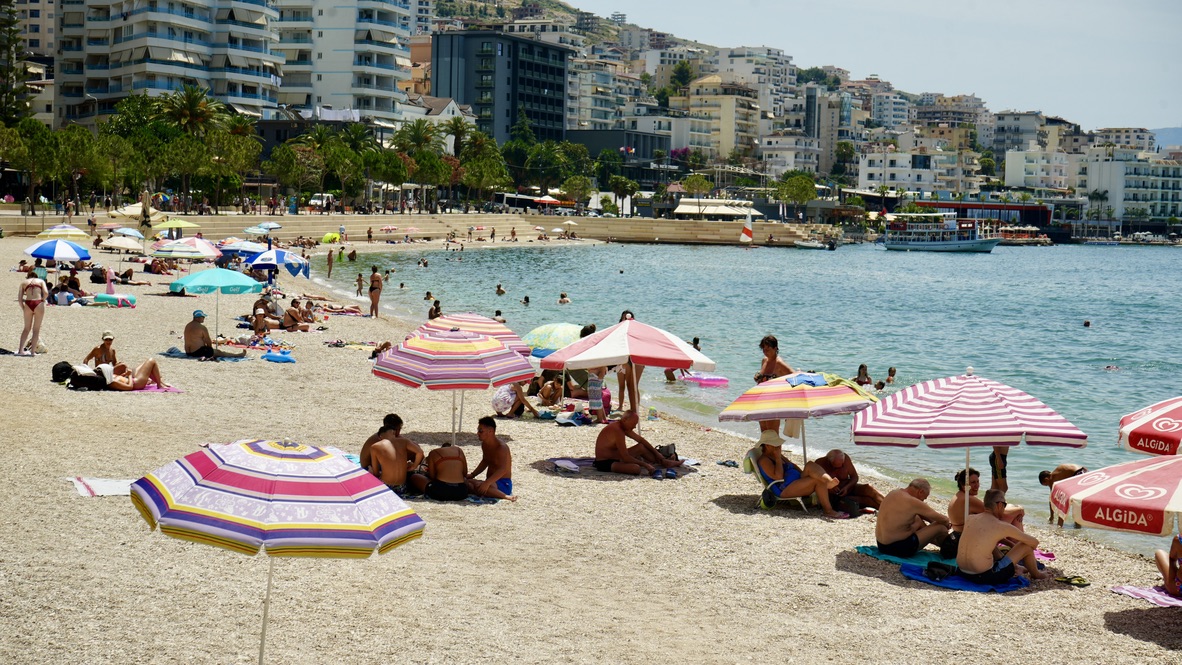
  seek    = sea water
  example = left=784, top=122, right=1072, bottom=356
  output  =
left=308, top=240, right=1182, bottom=556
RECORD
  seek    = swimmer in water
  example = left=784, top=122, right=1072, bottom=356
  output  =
left=1104, top=365, right=1120, bottom=371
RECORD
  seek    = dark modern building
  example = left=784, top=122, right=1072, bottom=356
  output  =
left=432, top=31, right=574, bottom=144
left=565, top=129, right=671, bottom=188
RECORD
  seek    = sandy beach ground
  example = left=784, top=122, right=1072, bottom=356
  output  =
left=1, top=234, right=1178, bottom=664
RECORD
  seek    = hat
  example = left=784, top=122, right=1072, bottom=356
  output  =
left=255, top=308, right=265, bottom=315
left=101, top=330, right=114, bottom=340
left=757, top=429, right=785, bottom=447
left=193, top=310, right=206, bottom=319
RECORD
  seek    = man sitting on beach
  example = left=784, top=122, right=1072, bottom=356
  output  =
left=408, top=444, right=470, bottom=501
left=816, top=448, right=884, bottom=511
left=957, top=489, right=1050, bottom=584
left=366, top=416, right=425, bottom=496
left=1039, top=463, right=1087, bottom=526
left=949, top=468, right=1025, bottom=532
left=184, top=310, right=247, bottom=360
left=282, top=299, right=311, bottom=332
left=360, top=414, right=422, bottom=471
left=593, top=411, right=682, bottom=478
left=875, top=479, right=951, bottom=558
left=466, top=416, right=517, bottom=502
left=753, top=430, right=848, bottom=518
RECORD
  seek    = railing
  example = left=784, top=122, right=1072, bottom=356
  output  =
left=133, top=80, right=189, bottom=92
left=214, top=66, right=274, bottom=80
left=354, top=39, right=408, bottom=53
left=354, top=60, right=396, bottom=70
left=86, top=38, right=110, bottom=46
left=216, top=19, right=270, bottom=30
left=115, top=32, right=213, bottom=47
left=279, top=36, right=312, bottom=44
left=285, top=59, right=312, bottom=66
left=225, top=41, right=272, bottom=54
left=357, top=17, right=402, bottom=28
left=128, top=6, right=212, bottom=21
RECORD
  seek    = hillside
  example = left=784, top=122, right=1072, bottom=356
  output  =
left=1151, top=127, right=1182, bottom=149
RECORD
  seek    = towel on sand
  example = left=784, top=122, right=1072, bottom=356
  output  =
left=134, top=384, right=183, bottom=393
left=160, top=347, right=252, bottom=362
left=856, top=545, right=956, bottom=568
left=900, top=563, right=1030, bottom=593
left=546, top=457, right=690, bottom=477
left=1110, top=585, right=1182, bottom=607
left=64, top=477, right=134, bottom=497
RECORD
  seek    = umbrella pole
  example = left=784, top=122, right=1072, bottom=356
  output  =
left=965, top=449, right=972, bottom=529
left=451, top=392, right=457, bottom=446
left=458, top=391, right=466, bottom=443
left=801, top=420, right=808, bottom=464
left=258, top=556, right=274, bottom=665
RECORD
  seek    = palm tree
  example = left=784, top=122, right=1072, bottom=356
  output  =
left=156, top=85, right=226, bottom=212
left=394, top=119, right=444, bottom=212
left=442, top=116, right=470, bottom=158
left=224, top=113, right=260, bottom=139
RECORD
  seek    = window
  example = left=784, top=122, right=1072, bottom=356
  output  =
left=30, top=24, right=39, bottom=33
left=317, top=52, right=322, bottom=59
left=317, top=31, right=322, bottom=37
left=316, top=74, right=322, bottom=81
left=27, top=38, right=39, bottom=48
left=316, top=96, right=322, bottom=102
left=497, top=43, right=502, bottom=56
left=29, top=9, right=39, bottom=17
left=317, top=9, right=323, bottom=15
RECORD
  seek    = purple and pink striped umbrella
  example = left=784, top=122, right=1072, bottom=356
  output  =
left=416, top=313, right=530, bottom=356
left=373, top=329, right=535, bottom=390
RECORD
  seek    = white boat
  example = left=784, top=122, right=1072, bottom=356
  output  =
left=882, top=212, right=1001, bottom=253
left=793, top=239, right=828, bottom=250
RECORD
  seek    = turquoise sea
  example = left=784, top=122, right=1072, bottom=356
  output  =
left=308, top=240, right=1182, bottom=556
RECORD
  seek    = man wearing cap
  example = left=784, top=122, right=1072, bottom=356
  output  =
left=83, top=330, right=126, bottom=375
left=184, top=310, right=246, bottom=360
left=752, top=428, right=849, bottom=518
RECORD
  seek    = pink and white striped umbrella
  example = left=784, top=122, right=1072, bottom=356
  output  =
left=1050, top=456, right=1182, bottom=536
left=1118, top=396, right=1182, bottom=456
left=852, top=371, right=1088, bottom=449
left=151, top=236, right=221, bottom=259
left=539, top=320, right=714, bottom=372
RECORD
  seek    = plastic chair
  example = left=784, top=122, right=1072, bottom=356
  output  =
left=743, top=447, right=809, bottom=512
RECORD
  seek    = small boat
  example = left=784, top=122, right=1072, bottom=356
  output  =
left=794, top=239, right=828, bottom=250
left=882, top=212, right=1001, bottom=253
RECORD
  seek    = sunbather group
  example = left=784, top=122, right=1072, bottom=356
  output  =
left=360, top=413, right=517, bottom=503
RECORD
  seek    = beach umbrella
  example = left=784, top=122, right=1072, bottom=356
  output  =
left=533, top=225, right=546, bottom=231
left=158, top=237, right=221, bottom=259
left=852, top=368, right=1088, bottom=526
left=169, top=267, right=264, bottom=337
left=222, top=241, right=269, bottom=255
left=534, top=195, right=560, bottom=205
left=521, top=322, right=582, bottom=358
left=110, top=203, right=166, bottom=224
left=405, top=226, right=420, bottom=233
left=720, top=373, right=877, bottom=462
left=1050, top=456, right=1182, bottom=536
left=98, top=221, right=123, bottom=230
left=550, top=228, right=564, bottom=234
left=563, top=221, right=579, bottom=226
left=100, top=236, right=143, bottom=253
left=380, top=225, right=398, bottom=232
left=112, top=227, right=144, bottom=239
left=36, top=224, right=89, bottom=241
left=244, top=225, right=271, bottom=235
left=218, top=236, right=244, bottom=246
left=131, top=438, right=424, bottom=664
left=541, top=319, right=715, bottom=414
left=153, top=218, right=200, bottom=231
left=257, top=221, right=282, bottom=231
left=373, top=330, right=535, bottom=444
left=416, top=313, right=530, bottom=356
left=24, top=239, right=91, bottom=262
left=1118, top=396, right=1182, bottom=456
left=247, top=249, right=309, bottom=278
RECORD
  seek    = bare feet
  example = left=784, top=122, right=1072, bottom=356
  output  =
left=506, top=495, right=518, bottom=503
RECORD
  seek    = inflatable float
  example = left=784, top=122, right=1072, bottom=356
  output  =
left=262, top=349, right=296, bottom=363
left=682, top=371, right=729, bottom=387
left=94, top=293, right=136, bottom=308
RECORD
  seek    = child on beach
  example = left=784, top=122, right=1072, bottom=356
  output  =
left=587, top=366, right=609, bottom=424
left=355, top=273, right=364, bottom=297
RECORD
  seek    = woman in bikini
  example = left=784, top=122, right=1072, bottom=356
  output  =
left=18, top=271, right=49, bottom=356
left=106, top=357, right=170, bottom=391
left=368, top=265, right=383, bottom=318
left=83, top=331, right=128, bottom=375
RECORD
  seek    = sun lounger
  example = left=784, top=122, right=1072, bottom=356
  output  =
left=743, top=447, right=809, bottom=512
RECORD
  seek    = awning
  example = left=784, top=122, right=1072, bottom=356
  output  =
left=227, top=54, right=245, bottom=67
left=211, top=54, right=228, bottom=68
left=230, top=104, right=261, bottom=118
left=370, top=119, right=398, bottom=129
left=395, top=55, right=411, bottom=68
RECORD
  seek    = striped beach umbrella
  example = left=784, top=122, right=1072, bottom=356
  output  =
left=1050, top=456, right=1182, bottom=536
left=247, top=249, right=309, bottom=278
left=720, top=373, right=877, bottom=462
left=131, top=438, right=424, bottom=661
left=521, top=322, right=582, bottom=358
left=416, top=313, right=530, bottom=356
left=853, top=369, right=1087, bottom=526
left=36, top=224, right=89, bottom=240
left=373, top=330, right=535, bottom=443
left=1118, top=396, right=1182, bottom=456
left=24, top=239, right=91, bottom=261
left=152, top=218, right=200, bottom=231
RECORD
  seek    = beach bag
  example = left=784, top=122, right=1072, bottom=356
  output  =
left=67, top=365, right=108, bottom=391
left=52, top=361, right=73, bottom=383
left=939, top=531, right=961, bottom=559
left=89, top=267, right=106, bottom=284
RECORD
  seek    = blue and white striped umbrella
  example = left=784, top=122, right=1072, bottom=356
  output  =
left=247, top=249, right=309, bottom=278
left=24, top=239, right=91, bottom=261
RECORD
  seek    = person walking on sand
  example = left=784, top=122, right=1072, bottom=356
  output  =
left=367, top=227, right=373, bottom=243
left=958, top=489, right=1050, bottom=583
left=17, top=270, right=49, bottom=356
left=326, top=248, right=334, bottom=278
left=466, top=416, right=517, bottom=502
left=368, top=266, right=383, bottom=318
left=1039, top=463, right=1087, bottom=526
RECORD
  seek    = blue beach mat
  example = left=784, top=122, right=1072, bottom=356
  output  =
left=899, top=563, right=1030, bottom=593
left=855, top=545, right=956, bottom=568
left=160, top=347, right=252, bottom=362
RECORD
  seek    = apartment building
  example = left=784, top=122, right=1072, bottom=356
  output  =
left=667, top=74, right=759, bottom=160
left=56, top=0, right=286, bottom=127
left=18, top=0, right=56, bottom=57
left=639, top=46, right=704, bottom=89
left=432, top=30, right=573, bottom=143
left=757, top=130, right=818, bottom=178
left=993, top=110, right=1047, bottom=158
left=617, top=102, right=708, bottom=155
left=567, top=57, right=620, bottom=131
left=914, top=93, right=993, bottom=148
left=858, top=133, right=981, bottom=195
left=411, top=0, right=432, bottom=35
left=704, top=46, right=796, bottom=119
left=503, top=18, right=585, bottom=51
left=1003, top=143, right=1071, bottom=191
left=804, top=84, right=840, bottom=173
left=1095, top=127, right=1155, bottom=152
left=1075, top=146, right=1182, bottom=221
left=871, top=92, right=912, bottom=131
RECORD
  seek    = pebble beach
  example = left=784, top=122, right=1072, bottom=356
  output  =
left=2, top=233, right=1179, bottom=664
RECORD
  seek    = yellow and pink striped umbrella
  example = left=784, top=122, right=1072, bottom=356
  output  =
left=416, top=312, right=530, bottom=356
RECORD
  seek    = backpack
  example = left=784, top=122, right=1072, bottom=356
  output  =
left=67, top=366, right=108, bottom=391
left=90, top=267, right=106, bottom=284
left=939, top=530, right=961, bottom=559
left=52, top=361, right=73, bottom=383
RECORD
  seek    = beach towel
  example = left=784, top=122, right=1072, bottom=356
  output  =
left=1110, top=585, right=1182, bottom=607
left=899, top=563, right=1030, bottom=593
left=64, top=477, right=134, bottom=497
left=545, top=457, right=690, bottom=477
left=326, top=310, right=366, bottom=317
left=133, top=384, right=183, bottom=393
left=160, top=347, right=252, bottom=362
left=855, top=545, right=957, bottom=568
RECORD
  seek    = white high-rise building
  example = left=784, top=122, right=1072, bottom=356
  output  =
left=705, top=46, right=796, bottom=119
left=871, top=92, right=911, bottom=130
left=1095, top=127, right=1155, bottom=152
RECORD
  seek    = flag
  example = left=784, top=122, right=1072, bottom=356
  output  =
left=740, top=213, right=753, bottom=243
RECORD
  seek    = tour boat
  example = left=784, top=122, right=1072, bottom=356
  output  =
left=882, top=212, right=1001, bottom=253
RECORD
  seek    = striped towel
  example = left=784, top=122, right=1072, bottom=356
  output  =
left=65, top=477, right=135, bottom=497
left=1110, top=585, right=1182, bottom=607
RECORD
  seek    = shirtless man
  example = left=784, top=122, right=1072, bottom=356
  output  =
left=408, top=444, right=469, bottom=501
left=466, top=416, right=517, bottom=502
left=184, top=310, right=246, bottom=359
left=875, top=479, right=951, bottom=558
left=754, top=431, right=849, bottom=518
left=817, top=449, right=884, bottom=510
left=1039, top=463, right=1087, bottom=526
left=367, top=417, right=425, bottom=496
left=593, top=411, right=682, bottom=477
left=360, top=414, right=422, bottom=471
left=949, top=468, right=1025, bottom=532
left=958, top=489, right=1050, bottom=583
left=282, top=299, right=311, bottom=332
left=83, top=330, right=127, bottom=375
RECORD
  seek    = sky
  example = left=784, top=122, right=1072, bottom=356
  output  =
left=567, top=0, right=1181, bottom=131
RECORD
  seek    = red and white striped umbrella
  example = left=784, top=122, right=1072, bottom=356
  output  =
left=416, top=313, right=530, bottom=356
left=1051, top=456, right=1182, bottom=536
left=539, top=319, right=714, bottom=372
left=151, top=236, right=221, bottom=259
left=852, top=371, right=1088, bottom=449
left=1119, top=396, right=1182, bottom=456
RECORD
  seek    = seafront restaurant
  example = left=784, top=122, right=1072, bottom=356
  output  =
left=670, top=198, right=764, bottom=221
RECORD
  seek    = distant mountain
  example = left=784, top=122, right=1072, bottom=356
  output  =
left=1152, top=127, right=1182, bottom=149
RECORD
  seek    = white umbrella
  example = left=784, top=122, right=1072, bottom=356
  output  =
left=101, top=236, right=143, bottom=252
left=112, top=227, right=145, bottom=239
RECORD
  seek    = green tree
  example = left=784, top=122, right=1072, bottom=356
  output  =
left=501, top=109, right=535, bottom=189
left=162, top=134, right=209, bottom=212
left=557, top=141, right=593, bottom=180
left=670, top=60, right=694, bottom=89
left=0, top=4, right=30, bottom=125
left=979, top=156, right=996, bottom=177
left=54, top=125, right=101, bottom=208
left=526, top=141, right=567, bottom=196
left=156, top=85, right=225, bottom=137
left=462, top=130, right=510, bottom=204
left=779, top=169, right=815, bottom=183
left=608, top=175, right=639, bottom=215
left=9, top=117, right=56, bottom=204
left=682, top=173, right=713, bottom=218
left=595, top=148, right=623, bottom=188
left=96, top=134, right=134, bottom=202
left=835, top=141, right=855, bottom=168
left=262, top=143, right=324, bottom=212
left=442, top=116, right=470, bottom=157
left=369, top=148, right=409, bottom=210
left=778, top=175, right=817, bottom=221
left=560, top=175, right=593, bottom=206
